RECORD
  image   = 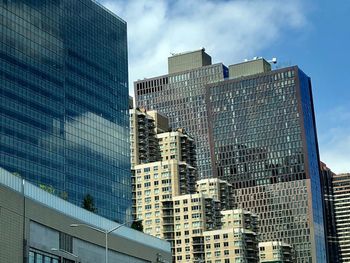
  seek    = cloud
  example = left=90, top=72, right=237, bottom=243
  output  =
left=101, top=0, right=307, bottom=94
left=100, top=0, right=348, bottom=173
left=318, top=106, right=350, bottom=174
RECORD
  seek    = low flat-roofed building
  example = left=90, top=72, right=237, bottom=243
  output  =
left=0, top=168, right=171, bottom=263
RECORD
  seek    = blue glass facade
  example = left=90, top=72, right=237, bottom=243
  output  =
left=205, top=67, right=327, bottom=262
left=0, top=0, right=131, bottom=222
left=298, top=69, right=327, bottom=262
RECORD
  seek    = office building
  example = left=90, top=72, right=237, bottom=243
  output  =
left=320, top=162, right=339, bottom=263
left=332, top=173, right=350, bottom=262
left=134, top=51, right=327, bottom=261
left=259, top=241, right=292, bottom=263
left=0, top=168, right=172, bottom=263
left=0, top=0, right=130, bottom=222
left=135, top=49, right=229, bottom=179
left=205, top=59, right=326, bottom=262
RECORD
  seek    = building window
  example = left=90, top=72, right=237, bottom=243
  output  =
left=29, top=250, right=59, bottom=263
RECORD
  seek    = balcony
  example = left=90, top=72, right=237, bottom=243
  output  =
left=163, top=219, right=174, bottom=225
left=163, top=226, right=174, bottom=233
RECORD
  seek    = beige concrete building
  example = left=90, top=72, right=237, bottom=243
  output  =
left=130, top=107, right=261, bottom=263
left=203, top=209, right=259, bottom=263
left=0, top=168, right=171, bottom=263
left=158, top=129, right=196, bottom=167
left=134, top=159, right=196, bottom=239
left=259, top=241, right=292, bottom=263
left=172, top=193, right=222, bottom=263
left=221, top=209, right=258, bottom=234
left=131, top=109, right=198, bottom=261
left=197, top=178, right=234, bottom=210
left=204, top=228, right=258, bottom=263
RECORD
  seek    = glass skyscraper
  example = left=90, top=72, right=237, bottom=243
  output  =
left=0, top=0, right=131, bottom=222
left=136, top=52, right=327, bottom=262
left=206, top=64, right=326, bottom=262
left=135, top=49, right=228, bottom=179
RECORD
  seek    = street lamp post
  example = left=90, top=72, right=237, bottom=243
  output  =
left=70, top=219, right=141, bottom=263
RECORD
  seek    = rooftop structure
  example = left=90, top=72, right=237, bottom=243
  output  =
left=168, top=48, right=212, bottom=74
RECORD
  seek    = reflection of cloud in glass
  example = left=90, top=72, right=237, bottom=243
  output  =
left=64, top=112, right=129, bottom=161
left=4, top=1, right=63, bottom=68
left=41, top=112, right=129, bottom=165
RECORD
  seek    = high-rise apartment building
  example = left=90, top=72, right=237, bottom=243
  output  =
left=220, top=209, right=258, bottom=232
left=131, top=108, right=197, bottom=243
left=135, top=49, right=229, bottom=178
left=259, top=241, right=292, bottom=263
left=206, top=60, right=326, bottom=262
left=204, top=209, right=259, bottom=263
left=172, top=193, right=222, bottom=262
left=0, top=0, right=130, bottom=221
left=204, top=228, right=258, bottom=263
left=130, top=108, right=168, bottom=168
left=332, top=173, right=350, bottom=262
left=196, top=178, right=234, bottom=210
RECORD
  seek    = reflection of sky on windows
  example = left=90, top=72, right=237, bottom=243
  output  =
left=0, top=0, right=130, bottom=222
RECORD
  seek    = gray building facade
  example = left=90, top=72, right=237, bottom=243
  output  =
left=0, top=168, right=171, bottom=263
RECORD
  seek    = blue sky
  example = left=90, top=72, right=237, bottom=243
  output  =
left=101, top=0, right=350, bottom=173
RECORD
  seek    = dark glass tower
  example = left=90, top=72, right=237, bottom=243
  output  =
left=135, top=49, right=228, bottom=179
left=320, top=162, right=339, bottom=263
left=205, top=64, right=326, bottom=262
left=0, top=0, right=130, bottom=222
